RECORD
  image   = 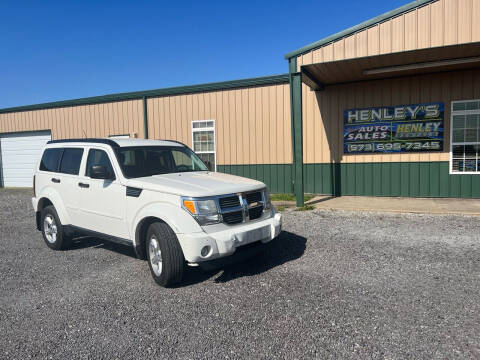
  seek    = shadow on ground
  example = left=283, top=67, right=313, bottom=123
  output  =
left=178, top=231, right=307, bottom=286
left=66, top=230, right=307, bottom=287
left=68, top=237, right=138, bottom=258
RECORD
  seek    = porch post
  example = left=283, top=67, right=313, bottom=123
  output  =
left=289, top=57, right=304, bottom=207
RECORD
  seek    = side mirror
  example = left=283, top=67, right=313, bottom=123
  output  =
left=90, top=165, right=113, bottom=180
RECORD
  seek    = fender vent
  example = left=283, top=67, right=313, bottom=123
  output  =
left=126, top=186, right=142, bottom=197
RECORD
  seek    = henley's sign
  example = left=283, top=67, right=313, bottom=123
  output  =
left=344, top=102, right=444, bottom=153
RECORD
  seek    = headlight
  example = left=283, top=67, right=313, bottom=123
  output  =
left=182, top=197, right=221, bottom=225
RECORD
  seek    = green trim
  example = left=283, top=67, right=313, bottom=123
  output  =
left=0, top=139, right=3, bottom=187
left=219, top=161, right=480, bottom=198
left=291, top=73, right=304, bottom=206
left=284, top=0, right=437, bottom=59
left=142, top=97, right=148, bottom=139
left=303, top=162, right=480, bottom=199
left=288, top=57, right=298, bottom=202
left=217, top=164, right=293, bottom=194
left=0, top=74, right=289, bottom=115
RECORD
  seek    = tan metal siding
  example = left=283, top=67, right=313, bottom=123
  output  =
left=146, top=83, right=292, bottom=165
left=297, top=0, right=480, bottom=69
left=0, top=100, right=143, bottom=139
left=302, top=69, right=480, bottom=164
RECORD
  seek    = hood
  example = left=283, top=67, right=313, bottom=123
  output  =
left=125, top=171, right=265, bottom=197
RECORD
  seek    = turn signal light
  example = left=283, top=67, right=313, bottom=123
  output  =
left=183, top=200, right=196, bottom=214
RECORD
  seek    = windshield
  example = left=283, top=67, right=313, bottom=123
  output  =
left=115, top=146, right=208, bottom=178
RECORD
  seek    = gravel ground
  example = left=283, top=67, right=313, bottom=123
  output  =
left=1, top=189, right=479, bottom=359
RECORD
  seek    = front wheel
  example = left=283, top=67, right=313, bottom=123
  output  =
left=146, top=222, right=184, bottom=287
left=41, top=205, right=70, bottom=250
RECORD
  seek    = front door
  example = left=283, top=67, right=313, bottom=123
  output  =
left=76, top=148, right=128, bottom=239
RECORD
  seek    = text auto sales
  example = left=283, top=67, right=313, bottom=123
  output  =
left=345, top=122, right=442, bottom=141
left=346, top=104, right=441, bottom=141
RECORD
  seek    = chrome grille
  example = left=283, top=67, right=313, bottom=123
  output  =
left=217, top=189, right=266, bottom=225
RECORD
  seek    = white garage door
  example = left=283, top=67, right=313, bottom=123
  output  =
left=0, top=131, right=51, bottom=187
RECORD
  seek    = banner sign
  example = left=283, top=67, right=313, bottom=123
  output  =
left=344, top=102, right=444, bottom=154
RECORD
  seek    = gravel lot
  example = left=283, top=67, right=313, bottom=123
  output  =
left=1, top=189, right=479, bottom=359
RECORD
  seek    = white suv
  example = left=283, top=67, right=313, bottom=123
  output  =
left=32, top=138, right=282, bottom=286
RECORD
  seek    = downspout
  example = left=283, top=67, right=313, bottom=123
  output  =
left=142, top=96, right=149, bottom=139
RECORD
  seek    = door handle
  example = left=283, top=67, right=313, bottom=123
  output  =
left=51, top=178, right=60, bottom=183
left=78, top=182, right=90, bottom=188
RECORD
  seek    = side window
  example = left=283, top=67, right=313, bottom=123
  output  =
left=39, top=148, right=63, bottom=172
left=59, top=148, right=84, bottom=175
left=85, top=149, right=115, bottom=179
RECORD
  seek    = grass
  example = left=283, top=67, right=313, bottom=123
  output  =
left=295, top=205, right=315, bottom=211
left=275, top=205, right=286, bottom=212
left=270, top=193, right=315, bottom=202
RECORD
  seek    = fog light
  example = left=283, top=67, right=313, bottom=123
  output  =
left=201, top=246, right=211, bottom=257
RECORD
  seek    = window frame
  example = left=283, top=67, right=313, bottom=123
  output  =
left=450, top=100, right=480, bottom=175
left=191, top=120, right=216, bottom=172
left=85, top=148, right=117, bottom=180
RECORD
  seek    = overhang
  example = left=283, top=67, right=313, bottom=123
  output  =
left=300, top=42, right=480, bottom=90
left=285, top=0, right=437, bottom=59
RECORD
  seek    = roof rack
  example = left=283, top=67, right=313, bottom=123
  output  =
left=47, top=138, right=120, bottom=148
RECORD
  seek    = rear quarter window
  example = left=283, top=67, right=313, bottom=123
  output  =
left=39, top=148, right=63, bottom=172
left=59, top=148, right=84, bottom=175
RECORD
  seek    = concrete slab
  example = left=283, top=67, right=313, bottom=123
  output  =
left=274, top=196, right=480, bottom=216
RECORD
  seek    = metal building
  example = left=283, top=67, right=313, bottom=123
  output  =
left=1, top=0, right=480, bottom=205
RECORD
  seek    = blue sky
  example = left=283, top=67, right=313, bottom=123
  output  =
left=0, top=0, right=408, bottom=108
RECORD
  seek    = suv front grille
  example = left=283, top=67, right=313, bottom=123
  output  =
left=217, top=190, right=266, bottom=225
left=245, top=191, right=262, bottom=204
left=219, top=195, right=240, bottom=210
left=222, top=211, right=243, bottom=224
left=248, top=206, right=263, bottom=220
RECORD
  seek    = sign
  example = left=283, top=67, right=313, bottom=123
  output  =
left=344, top=102, right=444, bottom=154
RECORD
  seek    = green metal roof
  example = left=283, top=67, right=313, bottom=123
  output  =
left=0, top=74, right=289, bottom=114
left=285, top=0, right=437, bottom=59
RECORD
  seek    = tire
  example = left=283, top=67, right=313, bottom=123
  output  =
left=146, top=222, right=184, bottom=287
left=41, top=205, right=70, bottom=250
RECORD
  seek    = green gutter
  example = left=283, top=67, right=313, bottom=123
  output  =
left=284, top=0, right=437, bottom=59
left=0, top=74, right=289, bottom=114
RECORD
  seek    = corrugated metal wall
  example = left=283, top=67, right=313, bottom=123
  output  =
left=297, top=0, right=480, bottom=69
left=0, top=83, right=292, bottom=167
left=0, top=100, right=144, bottom=139
left=302, top=69, right=480, bottom=164
left=147, top=83, right=292, bottom=166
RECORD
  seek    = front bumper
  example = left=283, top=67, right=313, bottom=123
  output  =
left=177, top=212, right=282, bottom=263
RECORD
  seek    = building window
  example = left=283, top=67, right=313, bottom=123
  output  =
left=109, top=134, right=130, bottom=139
left=450, top=100, right=480, bottom=174
left=192, top=120, right=216, bottom=171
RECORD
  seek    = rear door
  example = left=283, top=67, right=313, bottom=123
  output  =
left=76, top=147, right=128, bottom=239
left=57, top=147, right=85, bottom=223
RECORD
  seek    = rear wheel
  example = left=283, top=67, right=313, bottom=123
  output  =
left=146, top=222, right=184, bottom=287
left=41, top=205, right=70, bottom=250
